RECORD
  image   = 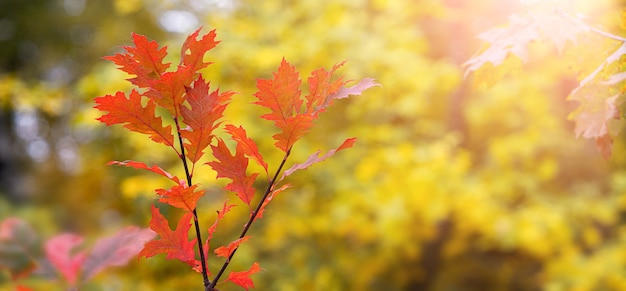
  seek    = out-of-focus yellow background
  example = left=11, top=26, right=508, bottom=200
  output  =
left=2, top=0, right=626, bottom=290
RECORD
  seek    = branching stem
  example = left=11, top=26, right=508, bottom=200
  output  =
left=173, top=117, right=212, bottom=290
left=208, top=148, right=292, bottom=289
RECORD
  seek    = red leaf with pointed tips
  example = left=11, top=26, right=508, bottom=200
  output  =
left=272, top=115, right=315, bottom=153
left=181, top=76, right=234, bottom=164
left=255, top=59, right=377, bottom=152
left=254, top=59, right=302, bottom=123
left=44, top=234, right=86, bottom=286
left=254, top=59, right=305, bottom=151
left=214, top=236, right=250, bottom=259
left=207, top=138, right=258, bottom=206
left=207, top=201, right=236, bottom=241
left=225, top=262, right=261, bottom=290
left=144, top=66, right=195, bottom=118
left=104, top=33, right=170, bottom=88
left=139, top=206, right=198, bottom=268
left=181, top=28, right=219, bottom=72
left=225, top=124, right=268, bottom=174
left=95, top=90, right=175, bottom=149
left=305, top=62, right=346, bottom=114
left=156, top=184, right=205, bottom=212
left=108, top=160, right=182, bottom=185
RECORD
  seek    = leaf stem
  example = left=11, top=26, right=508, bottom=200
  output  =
left=208, top=148, right=292, bottom=289
left=173, top=117, right=212, bottom=290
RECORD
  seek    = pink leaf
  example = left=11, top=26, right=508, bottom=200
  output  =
left=321, top=78, right=380, bottom=111
left=45, top=234, right=87, bottom=286
left=81, top=227, right=156, bottom=281
left=281, top=138, right=356, bottom=179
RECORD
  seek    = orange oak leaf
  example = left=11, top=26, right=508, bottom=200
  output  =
left=95, top=90, right=175, bottom=149
left=255, top=59, right=378, bottom=152
left=44, top=234, right=87, bottom=286
left=156, top=184, right=205, bottom=212
left=225, top=124, right=268, bottom=175
left=144, top=65, right=195, bottom=118
left=203, top=201, right=236, bottom=266
left=305, top=62, right=347, bottom=114
left=225, top=262, right=261, bottom=290
left=107, top=160, right=182, bottom=185
left=214, top=236, right=250, bottom=259
left=139, top=205, right=198, bottom=268
left=272, top=114, right=315, bottom=153
left=103, top=32, right=170, bottom=88
left=181, top=28, right=219, bottom=72
left=207, top=138, right=258, bottom=206
left=207, top=200, right=236, bottom=241
left=282, top=138, right=356, bottom=179
left=254, top=59, right=306, bottom=152
left=181, top=76, right=234, bottom=164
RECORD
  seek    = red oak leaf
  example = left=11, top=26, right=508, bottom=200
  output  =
left=225, top=262, right=261, bottom=290
left=81, top=227, right=156, bottom=281
left=144, top=65, right=195, bottom=118
left=207, top=200, right=236, bottom=241
left=104, top=33, right=170, bottom=88
left=214, top=236, right=250, bottom=259
left=307, top=64, right=379, bottom=115
left=95, top=90, right=175, bottom=149
left=282, top=138, right=356, bottom=179
left=107, top=160, right=182, bottom=185
left=207, top=138, right=258, bottom=206
left=44, top=234, right=87, bottom=286
left=225, top=124, right=268, bottom=175
left=254, top=59, right=305, bottom=152
left=181, top=28, right=219, bottom=72
left=255, top=59, right=377, bottom=152
left=139, top=205, right=198, bottom=268
left=156, top=184, right=205, bottom=212
left=272, top=114, right=315, bottom=153
left=305, top=62, right=346, bottom=114
left=181, top=76, right=234, bottom=164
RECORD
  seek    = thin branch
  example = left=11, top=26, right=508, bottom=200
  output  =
left=174, top=117, right=212, bottom=290
left=208, top=148, right=292, bottom=289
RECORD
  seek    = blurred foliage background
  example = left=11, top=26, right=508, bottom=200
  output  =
left=2, top=0, right=626, bottom=290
